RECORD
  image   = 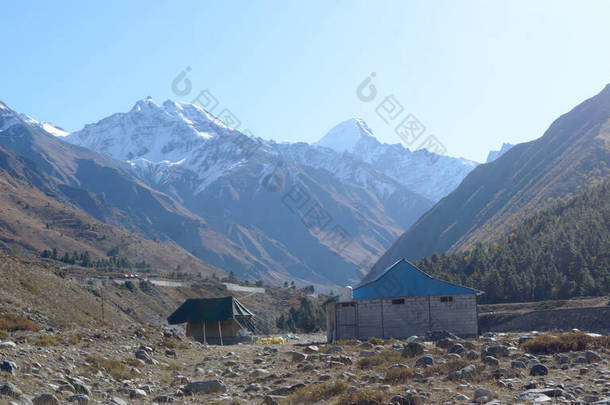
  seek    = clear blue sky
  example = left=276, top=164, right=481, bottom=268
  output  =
left=2, top=0, right=609, bottom=162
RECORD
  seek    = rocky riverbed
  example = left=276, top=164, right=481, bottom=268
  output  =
left=0, top=327, right=609, bottom=404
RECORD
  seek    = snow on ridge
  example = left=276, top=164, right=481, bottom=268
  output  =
left=315, top=117, right=377, bottom=153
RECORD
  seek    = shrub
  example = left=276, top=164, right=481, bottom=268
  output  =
left=34, top=334, right=62, bottom=346
left=0, top=330, right=8, bottom=340
left=161, top=337, right=188, bottom=350
left=367, top=337, right=384, bottom=345
left=0, top=314, right=40, bottom=332
left=357, top=350, right=402, bottom=369
left=423, top=358, right=471, bottom=377
left=288, top=381, right=348, bottom=404
left=335, top=339, right=360, bottom=346
left=523, top=332, right=610, bottom=354
left=338, top=388, right=385, bottom=405
left=385, top=367, right=414, bottom=384
left=85, top=355, right=134, bottom=380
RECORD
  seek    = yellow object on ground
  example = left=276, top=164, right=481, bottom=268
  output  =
left=254, top=336, right=286, bottom=345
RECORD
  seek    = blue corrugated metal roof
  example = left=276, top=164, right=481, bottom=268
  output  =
left=353, top=259, right=478, bottom=299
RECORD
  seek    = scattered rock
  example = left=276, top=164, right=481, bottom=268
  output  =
left=449, top=343, right=465, bottom=355
left=0, top=382, right=22, bottom=399
left=285, top=351, right=307, bottom=363
left=530, top=363, right=548, bottom=376
left=0, top=360, right=17, bottom=376
left=152, top=395, right=173, bottom=403
left=184, top=380, right=227, bottom=394
left=414, top=355, right=433, bottom=367
left=484, top=355, right=499, bottom=366
left=585, top=350, right=601, bottom=363
left=402, top=342, right=425, bottom=358
left=511, top=360, right=526, bottom=369
left=0, top=341, right=16, bottom=349
left=32, top=393, right=60, bottom=405
left=67, top=394, right=89, bottom=404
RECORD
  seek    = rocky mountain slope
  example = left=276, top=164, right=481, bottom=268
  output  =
left=0, top=101, right=246, bottom=277
left=368, top=84, right=610, bottom=279
left=416, top=180, right=610, bottom=303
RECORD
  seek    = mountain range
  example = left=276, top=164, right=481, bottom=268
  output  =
left=6, top=83, right=606, bottom=290
left=0, top=98, right=477, bottom=287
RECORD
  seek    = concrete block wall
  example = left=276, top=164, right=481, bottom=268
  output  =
left=382, top=296, right=429, bottom=338
left=429, top=294, right=478, bottom=336
left=332, top=293, right=478, bottom=341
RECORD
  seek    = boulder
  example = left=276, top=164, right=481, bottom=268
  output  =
left=67, top=394, right=89, bottom=404
left=436, top=338, right=455, bottom=349
left=0, top=341, right=16, bottom=349
left=483, top=356, right=499, bottom=366
left=0, top=360, right=17, bottom=376
left=32, top=393, right=60, bottom=405
left=529, top=364, right=548, bottom=376
left=449, top=343, right=465, bottom=355
left=511, top=360, right=526, bottom=369
left=184, top=380, right=227, bottom=394
left=415, top=355, right=434, bottom=367
left=585, top=350, right=601, bottom=363
left=129, top=388, right=147, bottom=399
left=402, top=342, right=425, bottom=358
left=0, top=382, right=22, bottom=399
left=483, top=345, right=509, bottom=358
left=269, top=383, right=305, bottom=396
left=285, top=351, right=307, bottom=363
left=153, top=395, right=174, bottom=403
left=426, top=330, right=458, bottom=341
left=449, top=364, right=477, bottom=380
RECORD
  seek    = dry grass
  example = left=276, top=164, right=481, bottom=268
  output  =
left=423, top=358, right=471, bottom=377
left=85, top=355, right=134, bottom=380
left=67, top=333, right=86, bottom=345
left=0, top=330, right=8, bottom=340
left=34, top=334, right=62, bottom=346
left=335, top=339, right=360, bottom=346
left=384, top=367, right=415, bottom=384
left=161, top=337, right=188, bottom=350
left=523, top=332, right=610, bottom=354
left=0, top=314, right=40, bottom=332
left=356, top=350, right=402, bottom=369
left=367, top=337, right=384, bottom=345
left=337, top=388, right=385, bottom=405
left=288, top=381, right=348, bottom=404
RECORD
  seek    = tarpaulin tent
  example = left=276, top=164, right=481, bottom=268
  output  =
left=168, top=296, right=255, bottom=345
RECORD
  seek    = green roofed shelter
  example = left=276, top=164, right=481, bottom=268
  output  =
left=168, top=296, right=255, bottom=345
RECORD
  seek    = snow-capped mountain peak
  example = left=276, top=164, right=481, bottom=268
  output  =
left=315, top=118, right=377, bottom=153
left=0, top=100, right=68, bottom=136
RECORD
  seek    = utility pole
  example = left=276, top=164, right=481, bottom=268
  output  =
left=100, top=283, right=105, bottom=324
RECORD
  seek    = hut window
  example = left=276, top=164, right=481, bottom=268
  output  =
left=391, top=298, right=405, bottom=305
left=341, top=302, right=355, bottom=307
left=440, top=296, right=454, bottom=303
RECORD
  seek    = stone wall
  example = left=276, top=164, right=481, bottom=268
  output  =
left=480, top=306, right=610, bottom=334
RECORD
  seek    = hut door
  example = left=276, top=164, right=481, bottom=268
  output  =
left=336, top=302, right=357, bottom=340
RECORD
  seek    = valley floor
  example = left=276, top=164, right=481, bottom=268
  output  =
left=0, top=327, right=609, bottom=404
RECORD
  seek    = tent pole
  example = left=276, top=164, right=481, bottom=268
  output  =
left=203, top=322, right=207, bottom=344
left=218, top=320, right=223, bottom=346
